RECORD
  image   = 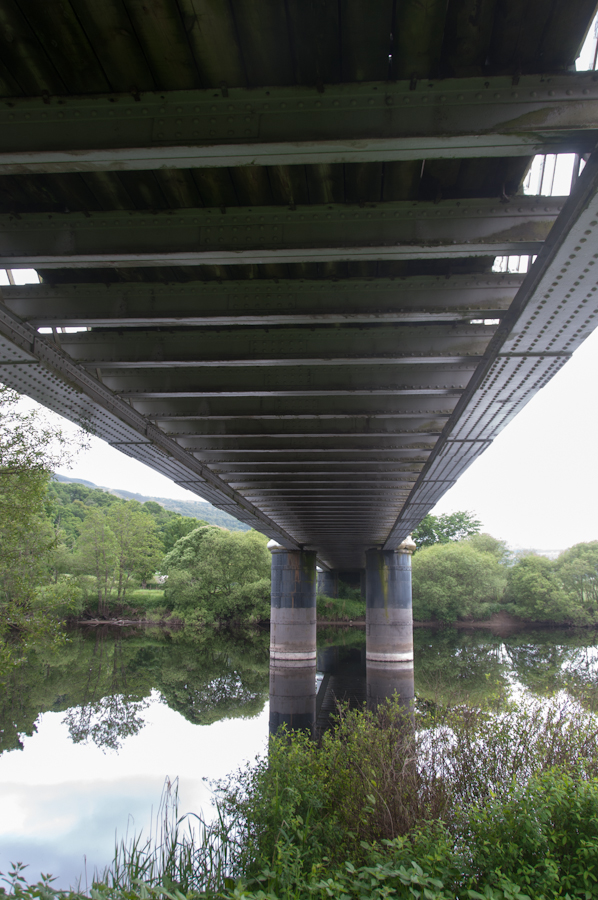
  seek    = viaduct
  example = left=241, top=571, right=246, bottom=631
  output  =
left=0, top=0, right=598, bottom=724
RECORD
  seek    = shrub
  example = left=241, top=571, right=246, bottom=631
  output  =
left=412, top=541, right=507, bottom=623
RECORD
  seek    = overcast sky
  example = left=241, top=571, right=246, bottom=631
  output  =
left=5, top=24, right=598, bottom=553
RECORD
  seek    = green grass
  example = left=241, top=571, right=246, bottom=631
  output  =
left=316, top=593, right=366, bottom=621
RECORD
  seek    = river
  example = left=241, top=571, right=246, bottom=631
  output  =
left=1, top=623, right=597, bottom=888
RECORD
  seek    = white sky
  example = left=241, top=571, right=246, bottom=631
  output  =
left=4, top=30, right=598, bottom=551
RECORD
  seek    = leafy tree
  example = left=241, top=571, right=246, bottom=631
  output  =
left=106, top=502, right=163, bottom=599
left=0, top=387, right=84, bottom=667
left=163, top=526, right=271, bottom=624
left=412, top=540, right=507, bottom=623
left=467, top=532, right=511, bottom=564
left=412, top=510, right=482, bottom=549
left=555, top=542, right=598, bottom=618
left=75, top=509, right=118, bottom=615
left=158, top=510, right=205, bottom=554
left=503, top=554, right=575, bottom=624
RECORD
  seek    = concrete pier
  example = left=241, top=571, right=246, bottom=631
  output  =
left=365, top=537, right=416, bottom=667
left=268, top=542, right=317, bottom=733
left=269, top=543, right=317, bottom=664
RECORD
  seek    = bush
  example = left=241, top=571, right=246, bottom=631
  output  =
left=219, top=696, right=598, bottom=882
left=504, top=554, right=575, bottom=623
left=412, top=541, right=507, bottom=623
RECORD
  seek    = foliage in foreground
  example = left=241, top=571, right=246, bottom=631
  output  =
left=5, top=698, right=598, bottom=900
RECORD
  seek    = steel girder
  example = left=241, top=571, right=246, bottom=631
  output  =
left=383, top=150, right=598, bottom=548
left=0, top=299, right=300, bottom=549
left=57, top=323, right=494, bottom=367
left=2, top=274, right=523, bottom=327
left=0, top=197, right=562, bottom=268
left=98, top=364, right=478, bottom=397
left=0, top=74, right=597, bottom=174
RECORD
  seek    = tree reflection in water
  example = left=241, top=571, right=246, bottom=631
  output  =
left=0, top=625, right=270, bottom=754
left=2, top=624, right=598, bottom=756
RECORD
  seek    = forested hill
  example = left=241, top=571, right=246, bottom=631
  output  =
left=53, top=474, right=250, bottom=532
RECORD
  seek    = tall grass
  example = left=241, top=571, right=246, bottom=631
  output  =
left=96, top=778, right=234, bottom=895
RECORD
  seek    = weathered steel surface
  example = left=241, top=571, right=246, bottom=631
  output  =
left=384, top=151, right=598, bottom=548
left=0, top=75, right=597, bottom=174
left=2, top=275, right=522, bottom=327
left=0, top=198, right=561, bottom=268
left=0, top=0, right=596, bottom=569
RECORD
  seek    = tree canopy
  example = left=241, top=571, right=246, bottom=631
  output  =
left=412, top=511, right=482, bottom=549
left=163, top=526, right=271, bottom=625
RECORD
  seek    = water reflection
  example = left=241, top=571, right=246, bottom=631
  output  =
left=267, top=636, right=416, bottom=736
left=4, top=625, right=598, bottom=756
left=0, top=626, right=270, bottom=754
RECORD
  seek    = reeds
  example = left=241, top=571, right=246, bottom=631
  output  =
left=95, top=778, right=236, bottom=896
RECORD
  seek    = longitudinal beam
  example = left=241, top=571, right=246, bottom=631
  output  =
left=2, top=275, right=522, bottom=327
left=0, top=198, right=562, bottom=268
left=0, top=74, right=597, bottom=174
left=383, top=149, right=598, bottom=548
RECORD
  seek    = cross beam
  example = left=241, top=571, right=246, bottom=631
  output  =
left=0, top=198, right=562, bottom=268
left=57, top=324, right=494, bottom=367
left=0, top=74, right=597, bottom=174
left=2, top=275, right=522, bottom=327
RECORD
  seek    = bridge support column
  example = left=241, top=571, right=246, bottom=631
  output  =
left=365, top=537, right=416, bottom=704
left=317, top=567, right=338, bottom=598
left=268, top=543, right=317, bottom=732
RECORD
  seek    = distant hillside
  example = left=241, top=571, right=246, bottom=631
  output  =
left=53, top=474, right=250, bottom=532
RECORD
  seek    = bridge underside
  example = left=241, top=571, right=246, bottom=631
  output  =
left=0, top=0, right=598, bottom=569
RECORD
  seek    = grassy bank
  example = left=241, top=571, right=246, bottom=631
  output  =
left=6, top=696, right=598, bottom=900
left=316, top=592, right=366, bottom=621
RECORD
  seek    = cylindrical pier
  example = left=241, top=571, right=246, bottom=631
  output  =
left=268, top=543, right=317, bottom=733
left=365, top=537, right=415, bottom=666
left=269, top=544, right=317, bottom=664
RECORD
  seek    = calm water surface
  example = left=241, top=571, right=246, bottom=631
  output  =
left=1, top=623, right=597, bottom=887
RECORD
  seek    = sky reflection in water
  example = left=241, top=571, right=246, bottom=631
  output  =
left=1, top=624, right=598, bottom=888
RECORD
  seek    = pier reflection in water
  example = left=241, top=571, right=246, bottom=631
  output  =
left=269, top=635, right=415, bottom=735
